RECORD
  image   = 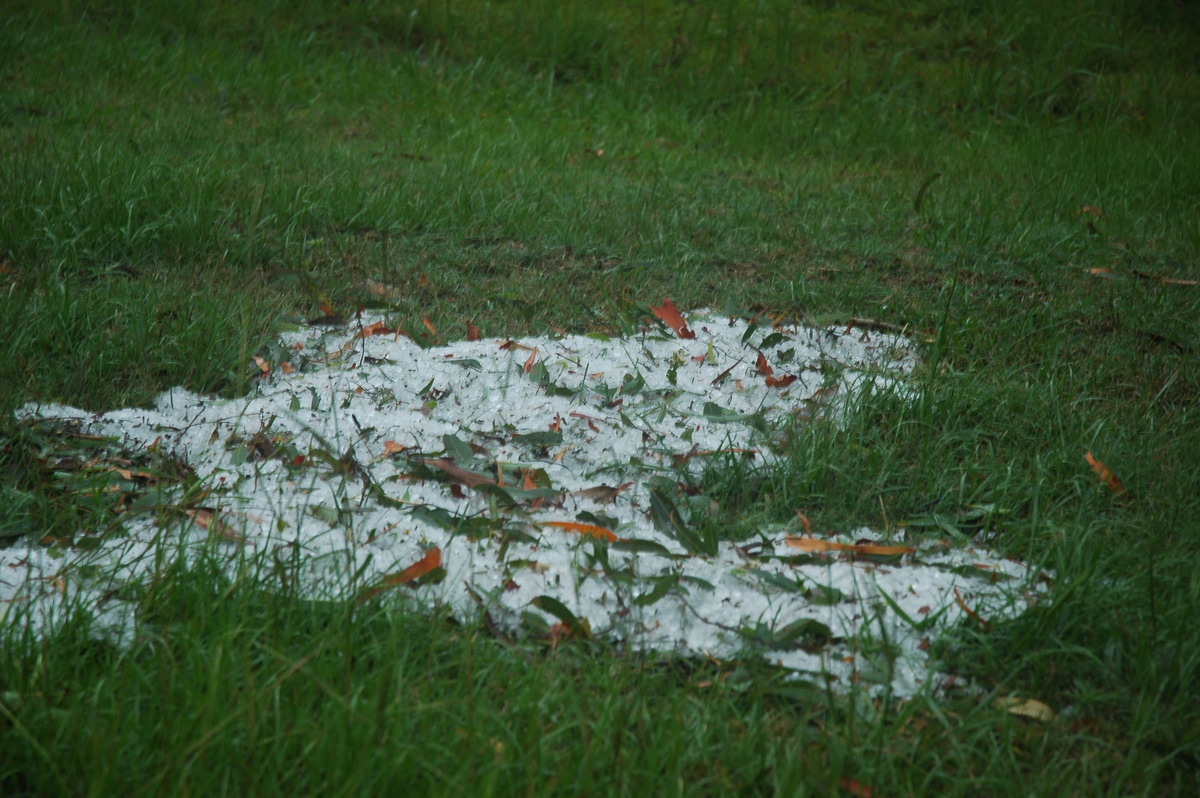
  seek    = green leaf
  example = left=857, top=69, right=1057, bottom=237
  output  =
left=442, top=433, right=476, bottom=467
left=634, top=574, right=681, bottom=606
left=511, top=430, right=563, bottom=448
left=648, top=485, right=716, bottom=556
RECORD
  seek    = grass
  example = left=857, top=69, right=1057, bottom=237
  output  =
left=2, top=0, right=1198, bottom=793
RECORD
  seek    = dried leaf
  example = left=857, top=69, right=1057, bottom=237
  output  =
left=421, top=458, right=497, bottom=489
left=186, top=508, right=243, bottom=542
left=1132, top=269, right=1197, bottom=286
left=784, top=537, right=914, bottom=556
left=382, top=440, right=407, bottom=456
left=541, top=521, right=618, bottom=542
left=765, top=374, right=797, bottom=388
left=523, top=348, right=539, bottom=374
left=995, top=696, right=1056, bottom=722
left=795, top=511, right=812, bottom=535
left=466, top=322, right=482, bottom=341
left=1085, top=451, right=1127, bottom=496
left=572, top=482, right=633, bottom=504
left=358, top=321, right=398, bottom=339
left=755, top=352, right=774, bottom=377
left=650, top=298, right=696, bottom=339
left=251, top=356, right=270, bottom=376
left=422, top=316, right=438, bottom=338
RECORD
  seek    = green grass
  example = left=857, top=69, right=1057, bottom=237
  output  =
left=2, top=0, right=1199, bottom=793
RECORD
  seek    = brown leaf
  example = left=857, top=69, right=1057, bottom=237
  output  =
left=1085, top=451, right=1127, bottom=496
left=421, top=458, right=496, bottom=489
left=572, top=482, right=633, bottom=504
left=765, top=374, right=797, bottom=388
left=649, top=298, right=696, bottom=339
left=186, top=508, right=243, bottom=542
left=466, top=322, right=482, bottom=341
left=1132, top=269, right=1198, bottom=286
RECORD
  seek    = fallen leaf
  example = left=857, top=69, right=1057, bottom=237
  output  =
left=953, top=586, right=989, bottom=629
left=755, top=352, right=774, bottom=377
left=186, top=508, right=243, bottom=542
left=765, top=374, right=797, bottom=388
left=358, top=321, right=398, bottom=339
left=1085, top=451, right=1127, bottom=496
left=358, top=547, right=443, bottom=601
left=650, top=298, right=696, bottom=339
left=421, top=458, right=497, bottom=489
left=784, top=537, right=914, bottom=556
left=466, top=322, right=482, bottom=341
left=1132, top=269, right=1198, bottom=286
left=795, top=511, right=812, bottom=535
left=838, top=777, right=874, bottom=797
left=382, top=440, right=407, bottom=456
left=995, top=696, right=1055, bottom=722
left=422, top=316, right=438, bottom=338
left=523, top=348, right=539, bottom=374
left=251, top=356, right=270, bottom=376
left=572, top=482, right=633, bottom=504
left=541, top=521, right=618, bottom=542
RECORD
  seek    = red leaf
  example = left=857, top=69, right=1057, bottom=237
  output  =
left=839, top=778, right=874, bottom=797
left=765, top=374, right=797, bottom=388
left=650, top=299, right=696, bottom=339
left=755, top=352, right=774, bottom=377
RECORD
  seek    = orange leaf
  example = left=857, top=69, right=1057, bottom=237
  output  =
left=422, top=316, right=438, bottom=338
left=358, top=321, right=398, bottom=339
left=466, top=322, right=482, bottom=341
left=765, top=374, right=797, bottom=388
left=1085, top=451, right=1127, bottom=496
left=542, top=521, right=618, bottom=542
left=251, top=356, right=270, bottom=375
left=359, top=548, right=443, bottom=601
left=522, top=470, right=537, bottom=491
left=650, top=298, right=696, bottom=339
left=795, top=511, right=812, bottom=535
left=382, top=440, right=407, bottom=455
left=784, top=537, right=914, bottom=556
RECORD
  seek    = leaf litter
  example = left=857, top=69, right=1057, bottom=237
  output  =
left=5, top=306, right=1049, bottom=697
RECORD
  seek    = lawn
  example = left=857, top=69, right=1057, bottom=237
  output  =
left=1, top=0, right=1198, bottom=794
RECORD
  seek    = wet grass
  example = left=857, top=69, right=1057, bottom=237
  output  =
left=1, top=0, right=1198, bottom=793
